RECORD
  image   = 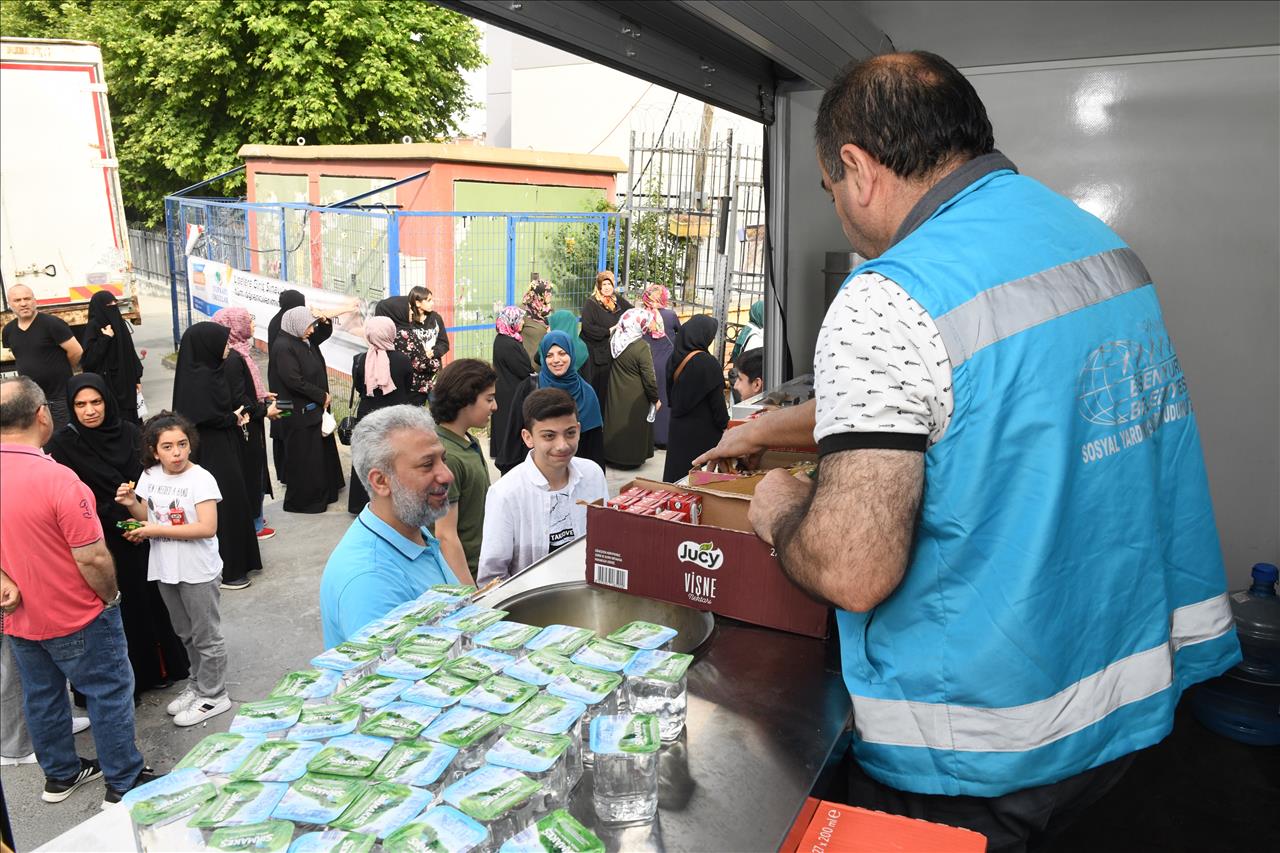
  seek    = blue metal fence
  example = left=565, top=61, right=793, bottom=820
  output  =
left=164, top=195, right=622, bottom=372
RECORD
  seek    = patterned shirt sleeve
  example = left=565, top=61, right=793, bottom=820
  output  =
left=813, top=272, right=954, bottom=455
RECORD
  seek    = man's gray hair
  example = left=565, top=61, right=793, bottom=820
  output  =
left=351, top=404, right=439, bottom=487
left=0, top=377, right=46, bottom=431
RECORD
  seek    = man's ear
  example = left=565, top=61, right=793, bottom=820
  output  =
left=840, top=143, right=878, bottom=208
left=367, top=467, right=392, bottom=498
left=521, top=428, right=534, bottom=450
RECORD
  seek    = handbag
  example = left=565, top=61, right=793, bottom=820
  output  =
left=335, top=382, right=357, bottom=445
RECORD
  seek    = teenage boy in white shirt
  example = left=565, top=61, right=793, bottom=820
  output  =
left=477, top=388, right=608, bottom=584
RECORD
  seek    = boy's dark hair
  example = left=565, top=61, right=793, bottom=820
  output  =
left=140, top=410, right=198, bottom=466
left=429, top=359, right=498, bottom=424
left=737, top=349, right=764, bottom=384
left=523, top=388, right=577, bottom=430
left=816, top=51, right=994, bottom=183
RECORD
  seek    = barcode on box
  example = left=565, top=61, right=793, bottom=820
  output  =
left=594, top=563, right=629, bottom=590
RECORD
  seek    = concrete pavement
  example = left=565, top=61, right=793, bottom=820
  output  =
left=0, top=292, right=665, bottom=849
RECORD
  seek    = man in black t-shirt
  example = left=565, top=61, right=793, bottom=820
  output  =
left=2, top=285, right=82, bottom=429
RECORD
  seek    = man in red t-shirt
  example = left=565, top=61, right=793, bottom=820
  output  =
left=0, top=377, right=151, bottom=806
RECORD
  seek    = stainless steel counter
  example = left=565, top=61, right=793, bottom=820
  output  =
left=479, top=540, right=852, bottom=852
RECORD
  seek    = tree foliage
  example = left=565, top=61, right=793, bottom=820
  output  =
left=3, top=0, right=485, bottom=226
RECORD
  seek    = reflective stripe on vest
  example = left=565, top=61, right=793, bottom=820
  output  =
left=850, top=592, right=1233, bottom=752
left=934, top=247, right=1152, bottom=368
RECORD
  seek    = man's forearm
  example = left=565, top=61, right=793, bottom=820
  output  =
left=76, top=551, right=118, bottom=602
left=753, top=398, right=818, bottom=448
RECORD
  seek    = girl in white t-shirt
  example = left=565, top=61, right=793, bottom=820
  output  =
left=115, top=411, right=231, bottom=727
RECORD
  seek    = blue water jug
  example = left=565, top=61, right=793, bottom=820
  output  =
left=1189, top=563, right=1280, bottom=746
left=1229, top=562, right=1280, bottom=684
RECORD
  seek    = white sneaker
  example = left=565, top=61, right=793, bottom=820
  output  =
left=0, top=752, right=37, bottom=766
left=71, top=716, right=90, bottom=734
left=166, top=687, right=198, bottom=716
left=174, top=694, right=232, bottom=727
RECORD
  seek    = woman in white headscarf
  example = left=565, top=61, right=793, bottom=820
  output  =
left=267, top=306, right=345, bottom=513
left=602, top=308, right=660, bottom=468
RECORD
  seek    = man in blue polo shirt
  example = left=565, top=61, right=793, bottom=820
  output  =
left=320, top=405, right=458, bottom=648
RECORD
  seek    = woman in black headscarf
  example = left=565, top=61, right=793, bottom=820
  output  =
left=268, top=306, right=344, bottom=513
left=46, top=373, right=189, bottom=699
left=80, top=292, right=144, bottom=424
left=268, top=290, right=306, bottom=481
left=172, top=322, right=263, bottom=588
left=662, top=315, right=729, bottom=482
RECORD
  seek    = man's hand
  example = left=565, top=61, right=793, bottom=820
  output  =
left=748, top=469, right=814, bottom=545
left=1, top=569, right=21, bottom=614
left=266, top=401, right=281, bottom=419
left=694, top=398, right=818, bottom=472
left=693, top=418, right=768, bottom=472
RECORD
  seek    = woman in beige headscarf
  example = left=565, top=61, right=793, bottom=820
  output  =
left=580, top=270, right=633, bottom=410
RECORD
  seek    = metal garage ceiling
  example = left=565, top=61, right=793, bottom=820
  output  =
left=435, top=1, right=1279, bottom=122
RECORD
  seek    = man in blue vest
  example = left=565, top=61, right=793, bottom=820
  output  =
left=699, top=52, right=1240, bottom=849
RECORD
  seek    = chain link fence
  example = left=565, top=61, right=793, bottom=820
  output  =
left=164, top=197, right=622, bottom=413
left=620, top=131, right=766, bottom=361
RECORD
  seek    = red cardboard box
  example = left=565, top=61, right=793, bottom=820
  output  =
left=784, top=799, right=987, bottom=852
left=585, top=475, right=829, bottom=638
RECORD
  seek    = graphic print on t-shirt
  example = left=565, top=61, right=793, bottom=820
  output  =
left=547, top=490, right=575, bottom=554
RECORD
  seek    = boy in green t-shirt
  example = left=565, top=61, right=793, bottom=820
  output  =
left=429, top=359, right=498, bottom=584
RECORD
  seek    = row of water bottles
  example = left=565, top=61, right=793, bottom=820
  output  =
left=1190, top=563, right=1280, bottom=745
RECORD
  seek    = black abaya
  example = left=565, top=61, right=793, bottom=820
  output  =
left=580, top=295, right=632, bottom=411
left=492, top=333, right=534, bottom=472
left=80, top=292, right=144, bottom=424
left=224, top=350, right=271, bottom=523
left=268, top=290, right=306, bottom=482
left=269, top=328, right=344, bottom=513
left=172, top=323, right=263, bottom=581
left=45, top=374, right=188, bottom=695
left=347, top=350, right=413, bottom=513
left=662, top=317, right=729, bottom=482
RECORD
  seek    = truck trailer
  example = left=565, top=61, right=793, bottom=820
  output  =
left=0, top=37, right=140, bottom=366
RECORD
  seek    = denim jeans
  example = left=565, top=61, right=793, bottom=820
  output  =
left=9, top=603, right=144, bottom=792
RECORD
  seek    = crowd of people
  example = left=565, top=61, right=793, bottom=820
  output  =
left=0, top=271, right=751, bottom=809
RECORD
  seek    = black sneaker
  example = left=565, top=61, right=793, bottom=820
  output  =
left=42, top=757, right=103, bottom=803
left=102, top=767, right=160, bottom=808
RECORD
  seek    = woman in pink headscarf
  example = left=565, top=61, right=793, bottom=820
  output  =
left=212, top=307, right=281, bottom=539
left=639, top=284, right=680, bottom=447
left=347, top=315, right=415, bottom=513
left=491, top=306, right=533, bottom=474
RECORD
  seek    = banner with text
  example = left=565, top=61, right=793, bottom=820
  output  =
left=186, top=256, right=368, bottom=376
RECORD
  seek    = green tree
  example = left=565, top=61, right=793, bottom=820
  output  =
left=3, top=0, right=484, bottom=226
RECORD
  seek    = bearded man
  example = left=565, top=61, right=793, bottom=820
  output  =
left=319, top=405, right=458, bottom=647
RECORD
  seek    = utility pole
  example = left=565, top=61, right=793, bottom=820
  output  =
left=681, top=102, right=716, bottom=303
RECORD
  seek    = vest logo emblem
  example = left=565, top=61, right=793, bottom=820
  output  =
left=1077, top=337, right=1192, bottom=465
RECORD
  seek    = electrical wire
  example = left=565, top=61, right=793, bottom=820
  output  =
left=627, top=92, right=680, bottom=197
left=587, top=82, right=655, bottom=154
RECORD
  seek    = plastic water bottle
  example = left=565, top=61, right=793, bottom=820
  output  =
left=1190, top=563, right=1280, bottom=746
left=1229, top=562, right=1280, bottom=684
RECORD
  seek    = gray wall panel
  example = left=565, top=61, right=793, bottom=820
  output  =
left=967, top=50, right=1279, bottom=588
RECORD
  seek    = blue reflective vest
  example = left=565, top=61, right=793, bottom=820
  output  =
left=837, top=159, right=1240, bottom=797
